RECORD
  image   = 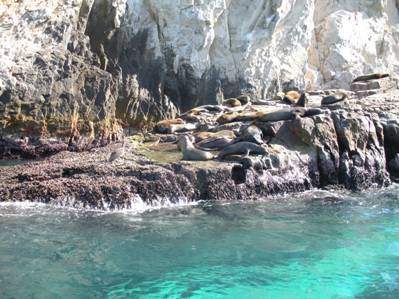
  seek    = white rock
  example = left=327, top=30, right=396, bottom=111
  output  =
left=119, top=0, right=399, bottom=95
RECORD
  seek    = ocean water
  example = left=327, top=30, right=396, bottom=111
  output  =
left=1, top=187, right=399, bottom=299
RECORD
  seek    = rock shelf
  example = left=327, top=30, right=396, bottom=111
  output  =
left=1, top=75, right=398, bottom=209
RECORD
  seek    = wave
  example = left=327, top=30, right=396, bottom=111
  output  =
left=1, top=183, right=398, bottom=216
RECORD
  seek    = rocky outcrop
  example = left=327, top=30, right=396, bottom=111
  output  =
left=1, top=0, right=399, bottom=136
left=1, top=87, right=398, bottom=209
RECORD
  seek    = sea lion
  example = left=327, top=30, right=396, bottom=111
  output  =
left=237, top=95, right=251, bottom=105
left=223, top=98, right=242, bottom=108
left=257, top=108, right=300, bottom=122
left=218, top=142, right=267, bottom=159
left=193, top=130, right=236, bottom=142
left=155, top=118, right=185, bottom=134
left=294, top=93, right=308, bottom=107
left=353, top=73, right=389, bottom=83
left=303, top=108, right=324, bottom=117
left=258, top=108, right=324, bottom=122
left=193, top=131, right=217, bottom=142
left=170, top=123, right=199, bottom=133
left=178, top=135, right=215, bottom=161
left=197, top=136, right=233, bottom=150
left=238, top=125, right=264, bottom=144
left=212, top=122, right=247, bottom=134
left=321, top=91, right=348, bottom=106
left=283, top=90, right=301, bottom=105
left=180, top=114, right=202, bottom=123
left=217, top=112, right=238, bottom=124
left=217, top=111, right=264, bottom=124
left=196, top=105, right=225, bottom=113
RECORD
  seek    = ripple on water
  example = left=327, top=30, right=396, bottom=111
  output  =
left=0, top=186, right=399, bottom=298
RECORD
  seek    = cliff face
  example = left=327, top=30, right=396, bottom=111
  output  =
left=1, top=0, right=399, bottom=135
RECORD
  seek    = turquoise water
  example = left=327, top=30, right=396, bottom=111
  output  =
left=1, top=187, right=399, bottom=299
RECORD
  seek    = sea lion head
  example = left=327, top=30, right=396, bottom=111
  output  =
left=177, top=135, right=194, bottom=151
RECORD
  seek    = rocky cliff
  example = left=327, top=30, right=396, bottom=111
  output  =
left=1, top=0, right=399, bottom=136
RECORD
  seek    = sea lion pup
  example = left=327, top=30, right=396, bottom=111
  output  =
left=218, top=141, right=267, bottom=159
left=283, top=90, right=301, bottom=105
left=177, top=135, right=215, bottom=161
left=353, top=73, right=389, bottom=82
left=223, top=98, right=242, bottom=108
left=155, top=118, right=185, bottom=133
left=321, top=90, right=348, bottom=106
left=238, top=125, right=264, bottom=144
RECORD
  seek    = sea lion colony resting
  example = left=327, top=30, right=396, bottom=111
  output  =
left=149, top=90, right=333, bottom=161
left=145, top=73, right=393, bottom=162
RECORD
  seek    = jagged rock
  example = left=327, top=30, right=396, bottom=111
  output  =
left=1, top=0, right=399, bottom=135
left=332, top=111, right=389, bottom=189
left=1, top=90, right=398, bottom=208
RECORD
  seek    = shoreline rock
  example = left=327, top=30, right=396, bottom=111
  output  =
left=1, top=84, right=398, bottom=210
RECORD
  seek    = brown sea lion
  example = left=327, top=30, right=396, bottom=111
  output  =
left=217, top=112, right=238, bottom=124
left=217, top=111, right=264, bottom=124
left=178, top=135, right=215, bottom=161
left=155, top=118, right=185, bottom=133
left=193, top=130, right=236, bottom=142
left=223, top=98, right=242, bottom=107
left=283, top=91, right=301, bottom=105
left=193, top=131, right=217, bottom=142
left=237, top=95, right=251, bottom=105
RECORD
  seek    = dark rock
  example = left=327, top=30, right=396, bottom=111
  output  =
left=388, top=154, right=399, bottom=177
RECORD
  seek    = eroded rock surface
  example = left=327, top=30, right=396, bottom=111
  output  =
left=1, top=88, right=398, bottom=209
left=1, top=0, right=399, bottom=135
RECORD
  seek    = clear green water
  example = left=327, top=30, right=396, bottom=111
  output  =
left=1, top=187, right=399, bottom=299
